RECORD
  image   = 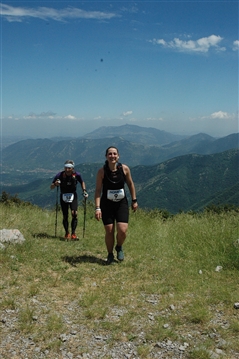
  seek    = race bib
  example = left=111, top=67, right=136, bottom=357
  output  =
left=107, top=189, right=125, bottom=202
left=62, top=193, right=74, bottom=203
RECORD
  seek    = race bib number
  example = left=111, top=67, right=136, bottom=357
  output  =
left=62, top=193, right=74, bottom=203
left=107, top=189, right=125, bottom=202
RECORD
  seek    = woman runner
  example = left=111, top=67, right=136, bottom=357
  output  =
left=94, top=146, right=138, bottom=264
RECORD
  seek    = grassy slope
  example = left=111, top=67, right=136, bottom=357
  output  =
left=0, top=202, right=239, bottom=358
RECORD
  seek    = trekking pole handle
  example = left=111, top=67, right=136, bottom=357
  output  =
left=55, top=179, right=61, bottom=187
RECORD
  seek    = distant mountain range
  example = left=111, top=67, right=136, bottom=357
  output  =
left=82, top=123, right=186, bottom=144
left=2, top=149, right=238, bottom=214
left=2, top=124, right=238, bottom=171
left=1, top=124, right=238, bottom=213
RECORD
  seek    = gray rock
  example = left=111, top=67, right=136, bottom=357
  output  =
left=216, top=339, right=227, bottom=349
left=0, top=229, right=25, bottom=244
left=215, top=348, right=225, bottom=355
left=209, top=350, right=220, bottom=359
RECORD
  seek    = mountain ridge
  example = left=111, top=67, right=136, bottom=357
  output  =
left=2, top=149, right=238, bottom=214
left=82, top=123, right=186, bottom=145
left=2, top=125, right=238, bottom=171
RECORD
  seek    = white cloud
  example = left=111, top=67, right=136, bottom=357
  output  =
left=233, top=40, right=239, bottom=51
left=122, top=111, right=133, bottom=116
left=0, top=4, right=117, bottom=22
left=64, top=114, right=76, bottom=120
left=19, top=111, right=59, bottom=120
left=5, top=116, right=20, bottom=120
left=154, top=39, right=166, bottom=46
left=209, top=111, right=232, bottom=120
left=199, top=111, right=236, bottom=121
left=2, top=113, right=88, bottom=123
left=23, top=113, right=37, bottom=119
left=150, top=34, right=225, bottom=53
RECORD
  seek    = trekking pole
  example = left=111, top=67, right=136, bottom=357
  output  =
left=54, top=180, right=60, bottom=237
left=83, top=197, right=86, bottom=238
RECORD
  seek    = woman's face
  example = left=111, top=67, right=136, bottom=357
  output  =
left=106, top=147, right=119, bottom=163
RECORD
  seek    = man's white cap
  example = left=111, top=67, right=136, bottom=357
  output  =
left=64, top=160, right=75, bottom=168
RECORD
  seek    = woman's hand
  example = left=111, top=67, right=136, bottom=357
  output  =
left=95, top=208, right=102, bottom=221
left=131, top=201, right=138, bottom=212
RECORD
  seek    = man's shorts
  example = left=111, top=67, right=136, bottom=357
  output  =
left=60, top=192, right=78, bottom=214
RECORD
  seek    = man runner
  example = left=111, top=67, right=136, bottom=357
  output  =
left=51, top=160, right=88, bottom=240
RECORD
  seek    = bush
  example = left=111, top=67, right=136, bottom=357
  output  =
left=144, top=208, right=173, bottom=220
left=1, top=191, right=32, bottom=206
left=204, top=203, right=239, bottom=214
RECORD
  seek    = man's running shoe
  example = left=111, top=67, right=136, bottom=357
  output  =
left=65, top=233, right=71, bottom=240
left=106, top=253, right=114, bottom=265
left=115, top=245, right=124, bottom=261
left=71, top=234, right=79, bottom=241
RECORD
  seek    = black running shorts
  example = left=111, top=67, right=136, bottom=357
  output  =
left=100, top=197, right=129, bottom=225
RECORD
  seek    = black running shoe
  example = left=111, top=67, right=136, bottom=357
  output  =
left=106, top=253, right=114, bottom=265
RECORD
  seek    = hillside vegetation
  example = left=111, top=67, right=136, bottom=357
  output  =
left=2, top=149, right=239, bottom=213
left=132, top=149, right=239, bottom=212
left=0, top=200, right=239, bottom=358
left=1, top=125, right=238, bottom=213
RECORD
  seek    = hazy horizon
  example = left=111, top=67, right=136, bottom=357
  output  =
left=1, top=122, right=238, bottom=144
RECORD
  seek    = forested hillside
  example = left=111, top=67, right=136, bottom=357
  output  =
left=2, top=127, right=238, bottom=170
left=2, top=149, right=238, bottom=213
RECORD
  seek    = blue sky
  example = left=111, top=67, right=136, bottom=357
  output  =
left=1, top=1, right=238, bottom=138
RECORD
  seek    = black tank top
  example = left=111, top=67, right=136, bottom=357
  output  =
left=102, top=164, right=125, bottom=198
